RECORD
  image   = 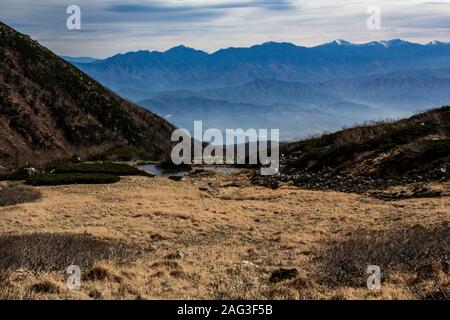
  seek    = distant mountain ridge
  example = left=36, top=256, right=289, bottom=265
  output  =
left=73, top=39, right=450, bottom=95
left=172, top=68, right=450, bottom=108
left=66, top=39, right=450, bottom=140
left=138, top=68, right=450, bottom=140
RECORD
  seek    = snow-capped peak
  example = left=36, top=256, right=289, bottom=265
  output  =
left=365, top=39, right=411, bottom=47
left=333, top=39, right=352, bottom=46
left=428, top=40, right=445, bottom=46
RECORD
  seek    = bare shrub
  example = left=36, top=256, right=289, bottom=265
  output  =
left=335, top=119, right=397, bottom=147
left=0, top=284, right=32, bottom=300
left=0, top=233, right=142, bottom=276
left=29, top=278, right=62, bottom=294
left=315, top=225, right=450, bottom=294
left=210, top=275, right=260, bottom=300
left=0, top=182, right=42, bottom=207
left=84, top=263, right=112, bottom=281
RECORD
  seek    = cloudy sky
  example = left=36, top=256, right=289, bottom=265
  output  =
left=1, top=0, right=449, bottom=58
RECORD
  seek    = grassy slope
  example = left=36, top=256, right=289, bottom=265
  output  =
left=1, top=172, right=448, bottom=299
left=275, top=106, right=450, bottom=190
left=0, top=21, right=175, bottom=170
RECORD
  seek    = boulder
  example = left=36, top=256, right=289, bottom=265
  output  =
left=269, top=268, right=298, bottom=283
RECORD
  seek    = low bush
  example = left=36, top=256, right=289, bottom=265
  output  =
left=48, top=162, right=152, bottom=177
left=0, top=183, right=42, bottom=206
left=25, top=173, right=120, bottom=186
left=0, top=169, right=30, bottom=181
left=379, top=139, right=450, bottom=175
left=315, top=225, right=450, bottom=289
left=84, top=263, right=112, bottom=281
left=28, top=279, right=62, bottom=294
left=0, top=233, right=141, bottom=275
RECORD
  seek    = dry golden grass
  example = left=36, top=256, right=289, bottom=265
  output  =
left=0, top=169, right=448, bottom=300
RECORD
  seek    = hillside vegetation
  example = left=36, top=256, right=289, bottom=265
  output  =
left=258, top=107, right=450, bottom=192
left=0, top=22, right=175, bottom=170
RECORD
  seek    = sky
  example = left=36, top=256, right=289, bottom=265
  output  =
left=1, top=0, right=450, bottom=58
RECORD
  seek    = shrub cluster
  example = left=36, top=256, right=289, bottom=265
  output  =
left=25, top=173, right=120, bottom=186
left=48, top=162, right=152, bottom=177
left=0, top=233, right=141, bottom=276
left=0, top=183, right=42, bottom=207
left=1, top=162, right=152, bottom=186
left=315, top=225, right=450, bottom=289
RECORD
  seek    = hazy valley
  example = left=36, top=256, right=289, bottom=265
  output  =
left=72, top=41, right=450, bottom=140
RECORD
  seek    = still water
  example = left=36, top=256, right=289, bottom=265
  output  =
left=138, top=164, right=235, bottom=177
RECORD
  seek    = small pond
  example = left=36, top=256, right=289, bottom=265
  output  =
left=138, top=164, right=236, bottom=177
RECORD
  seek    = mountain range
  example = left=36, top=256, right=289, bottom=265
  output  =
left=70, top=40, right=450, bottom=140
left=0, top=22, right=175, bottom=170
left=1, top=19, right=450, bottom=172
left=73, top=39, right=450, bottom=94
left=138, top=69, right=450, bottom=139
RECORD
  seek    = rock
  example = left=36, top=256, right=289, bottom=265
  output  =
left=165, top=249, right=185, bottom=260
left=176, top=249, right=185, bottom=259
left=442, top=260, right=450, bottom=274
left=188, top=272, right=201, bottom=281
left=168, top=176, right=183, bottom=182
left=150, top=233, right=166, bottom=241
left=88, top=290, right=102, bottom=299
left=416, top=261, right=446, bottom=279
left=269, top=268, right=298, bottom=283
left=71, top=155, right=82, bottom=163
left=25, top=167, right=37, bottom=176
left=241, top=260, right=255, bottom=267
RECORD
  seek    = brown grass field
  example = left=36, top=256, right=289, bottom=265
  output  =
left=0, top=170, right=448, bottom=300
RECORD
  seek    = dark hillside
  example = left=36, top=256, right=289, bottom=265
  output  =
left=256, top=107, right=450, bottom=192
left=0, top=22, right=175, bottom=170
